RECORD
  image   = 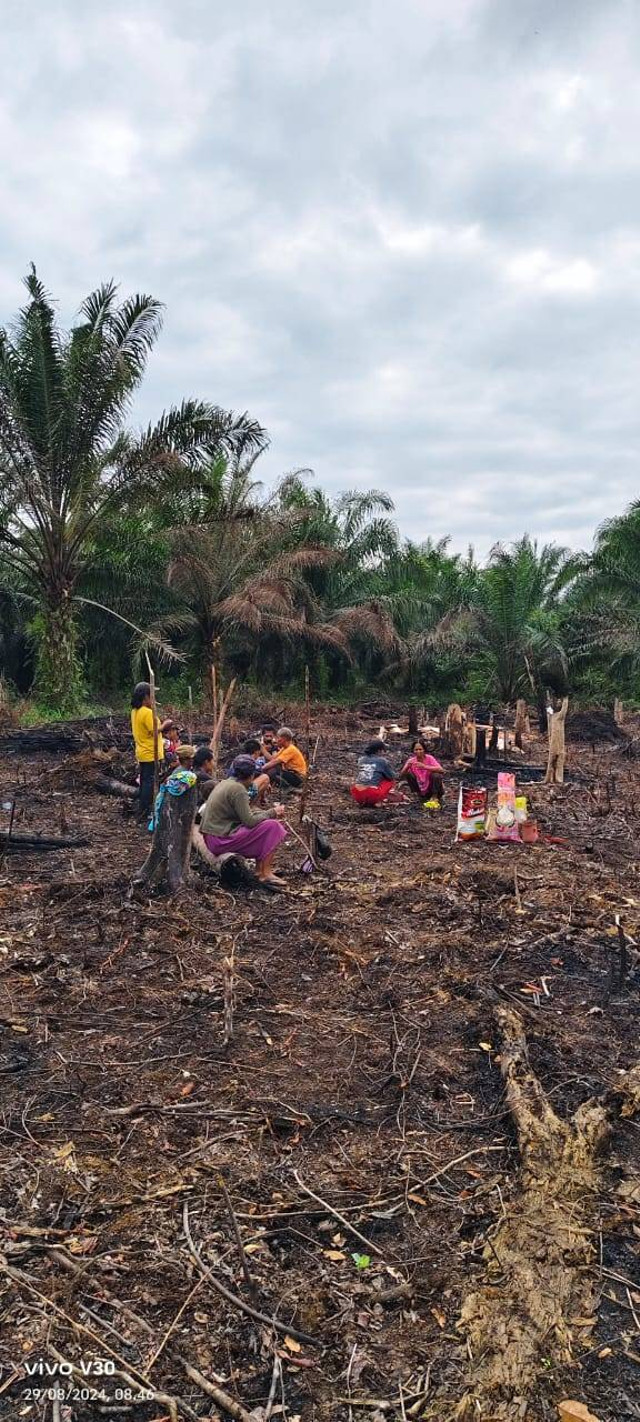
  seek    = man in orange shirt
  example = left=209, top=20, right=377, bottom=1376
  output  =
left=260, top=726, right=307, bottom=790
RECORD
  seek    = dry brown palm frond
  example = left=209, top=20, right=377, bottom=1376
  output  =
left=332, top=600, right=400, bottom=652
left=429, top=606, right=478, bottom=648
left=265, top=545, right=341, bottom=575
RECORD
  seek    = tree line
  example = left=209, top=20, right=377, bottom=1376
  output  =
left=0, top=271, right=638, bottom=719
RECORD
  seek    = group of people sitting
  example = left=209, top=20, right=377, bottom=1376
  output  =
left=350, top=738, right=444, bottom=808
left=130, top=682, right=308, bottom=886
left=130, top=681, right=446, bottom=887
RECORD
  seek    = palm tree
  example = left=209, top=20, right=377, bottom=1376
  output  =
left=469, top=537, right=574, bottom=705
left=0, top=268, right=265, bottom=713
left=156, top=455, right=347, bottom=695
left=564, top=501, right=640, bottom=692
left=377, top=539, right=479, bottom=695
left=275, top=475, right=403, bottom=673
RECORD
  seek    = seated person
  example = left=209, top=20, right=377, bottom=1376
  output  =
left=160, top=718, right=180, bottom=764
left=398, top=740, right=444, bottom=805
left=350, top=739, right=396, bottom=806
left=260, top=726, right=307, bottom=789
left=193, top=745, right=216, bottom=799
left=149, top=745, right=196, bottom=829
left=260, top=728, right=277, bottom=757
left=200, top=755, right=287, bottom=886
left=226, top=741, right=271, bottom=803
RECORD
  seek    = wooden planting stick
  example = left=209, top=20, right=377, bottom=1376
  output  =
left=210, top=677, right=237, bottom=773
left=145, top=654, right=160, bottom=810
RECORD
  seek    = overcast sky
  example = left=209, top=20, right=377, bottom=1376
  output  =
left=1, top=0, right=639, bottom=554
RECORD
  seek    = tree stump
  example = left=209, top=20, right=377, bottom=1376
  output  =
left=445, top=703, right=465, bottom=759
left=545, top=695, right=569, bottom=784
left=514, top=698, right=529, bottom=750
left=133, top=785, right=197, bottom=895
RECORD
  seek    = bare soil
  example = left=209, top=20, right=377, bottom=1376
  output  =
left=0, top=711, right=638, bottom=1422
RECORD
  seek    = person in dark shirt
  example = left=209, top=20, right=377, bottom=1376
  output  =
left=350, top=739, right=396, bottom=806
left=193, top=746, right=216, bottom=799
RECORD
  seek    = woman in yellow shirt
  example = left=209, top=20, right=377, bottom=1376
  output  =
left=131, top=682, right=165, bottom=820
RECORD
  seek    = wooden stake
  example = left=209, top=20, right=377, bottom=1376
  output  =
left=210, top=678, right=237, bottom=773
left=188, top=685, right=193, bottom=744
left=304, top=664, right=311, bottom=766
left=145, top=654, right=160, bottom=811
left=211, top=663, right=218, bottom=719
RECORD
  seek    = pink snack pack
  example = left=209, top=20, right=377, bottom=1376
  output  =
left=493, top=772, right=520, bottom=842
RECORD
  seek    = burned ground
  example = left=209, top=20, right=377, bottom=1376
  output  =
left=0, top=715, right=638, bottom=1421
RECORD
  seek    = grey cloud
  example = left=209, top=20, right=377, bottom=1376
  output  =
left=0, top=0, right=639, bottom=555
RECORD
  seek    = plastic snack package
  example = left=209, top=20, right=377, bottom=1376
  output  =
left=456, top=784, right=488, bottom=841
left=493, top=772, right=520, bottom=842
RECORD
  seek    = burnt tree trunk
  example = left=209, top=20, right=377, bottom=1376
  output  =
left=95, top=774, right=137, bottom=800
left=408, top=705, right=419, bottom=737
left=446, top=703, right=465, bottom=759
left=0, top=830, right=89, bottom=853
left=545, top=696, right=569, bottom=784
left=453, top=1005, right=640, bottom=1419
left=514, top=698, right=529, bottom=750
left=191, top=822, right=259, bottom=889
left=133, top=786, right=197, bottom=895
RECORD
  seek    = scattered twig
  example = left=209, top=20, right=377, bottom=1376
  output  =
left=264, top=1352, right=282, bottom=1421
left=284, top=819, right=320, bottom=870
left=414, top=1145, right=506, bottom=1193
left=222, top=940, right=236, bottom=1046
left=346, top=1342, right=358, bottom=1422
left=218, top=1175, right=255, bottom=1294
left=513, top=868, right=522, bottom=913
left=144, top=1272, right=208, bottom=1373
left=182, top=1202, right=318, bottom=1345
left=45, top=1341, right=186, bottom=1422
left=181, top=1361, right=256, bottom=1422
left=292, top=1169, right=384, bottom=1257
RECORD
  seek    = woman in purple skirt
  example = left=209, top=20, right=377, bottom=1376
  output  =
left=199, top=755, right=288, bottom=886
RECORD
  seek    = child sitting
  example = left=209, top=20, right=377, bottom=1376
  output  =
left=398, top=741, right=444, bottom=806
left=161, top=718, right=180, bottom=767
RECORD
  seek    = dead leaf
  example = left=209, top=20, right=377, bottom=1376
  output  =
left=557, top=1402, right=600, bottom=1422
left=52, top=1142, right=78, bottom=1174
left=244, top=1242, right=265, bottom=1255
left=431, top=1306, right=446, bottom=1328
left=323, top=1249, right=346, bottom=1261
left=479, top=1041, right=493, bottom=1052
left=283, top=1335, right=301, bottom=1353
left=407, top=1192, right=428, bottom=1206
left=180, top=1081, right=195, bottom=1097
left=66, top=1235, right=97, bottom=1255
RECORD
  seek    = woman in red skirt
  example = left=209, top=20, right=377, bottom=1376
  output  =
left=350, top=739, right=396, bottom=806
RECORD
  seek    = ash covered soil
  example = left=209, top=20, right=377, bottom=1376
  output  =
left=0, top=709, right=638, bottom=1421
